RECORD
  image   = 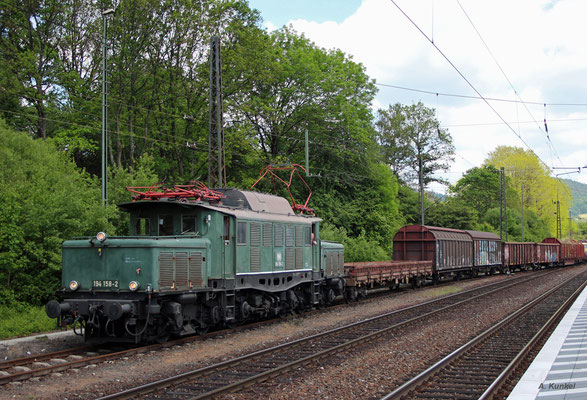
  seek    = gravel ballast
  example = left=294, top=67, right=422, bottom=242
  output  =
left=2, top=267, right=584, bottom=400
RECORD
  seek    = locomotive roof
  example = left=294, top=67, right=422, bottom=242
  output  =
left=118, top=188, right=321, bottom=223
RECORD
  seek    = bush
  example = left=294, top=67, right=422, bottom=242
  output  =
left=0, top=303, right=57, bottom=339
left=0, top=123, right=110, bottom=305
left=321, top=223, right=390, bottom=262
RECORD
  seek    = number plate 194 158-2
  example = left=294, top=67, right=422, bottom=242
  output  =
left=92, top=280, right=119, bottom=289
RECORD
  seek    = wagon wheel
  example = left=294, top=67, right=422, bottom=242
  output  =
left=345, top=286, right=358, bottom=303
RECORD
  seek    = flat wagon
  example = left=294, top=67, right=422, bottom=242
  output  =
left=344, top=260, right=433, bottom=293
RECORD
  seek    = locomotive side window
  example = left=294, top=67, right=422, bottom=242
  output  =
left=182, top=215, right=197, bottom=234
left=159, top=214, right=174, bottom=236
left=237, top=221, right=247, bottom=245
left=135, top=218, right=150, bottom=236
left=224, top=216, right=230, bottom=241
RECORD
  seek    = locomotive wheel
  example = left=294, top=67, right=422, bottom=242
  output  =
left=225, top=320, right=237, bottom=329
left=156, top=333, right=170, bottom=344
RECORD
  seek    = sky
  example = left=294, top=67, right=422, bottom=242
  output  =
left=247, top=0, right=587, bottom=192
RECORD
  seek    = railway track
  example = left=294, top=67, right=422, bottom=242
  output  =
left=0, top=269, right=529, bottom=386
left=93, top=268, right=563, bottom=399
left=382, top=271, right=587, bottom=400
left=0, top=285, right=395, bottom=385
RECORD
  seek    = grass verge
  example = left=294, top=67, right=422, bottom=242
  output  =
left=0, top=304, right=57, bottom=340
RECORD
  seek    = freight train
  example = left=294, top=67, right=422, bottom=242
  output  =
left=346, top=225, right=586, bottom=294
left=45, top=184, right=586, bottom=344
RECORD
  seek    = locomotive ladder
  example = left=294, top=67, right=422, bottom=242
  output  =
left=224, top=290, right=236, bottom=322
left=313, top=282, right=322, bottom=305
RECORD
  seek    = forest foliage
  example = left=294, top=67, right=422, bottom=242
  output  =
left=0, top=0, right=576, bottom=308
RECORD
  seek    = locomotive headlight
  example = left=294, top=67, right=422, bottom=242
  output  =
left=96, top=232, right=107, bottom=242
left=129, top=281, right=139, bottom=291
left=69, top=280, right=79, bottom=291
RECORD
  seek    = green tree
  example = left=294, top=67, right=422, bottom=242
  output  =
left=450, top=166, right=501, bottom=217
left=375, top=102, right=455, bottom=185
left=485, top=146, right=572, bottom=238
left=425, top=199, right=479, bottom=230
left=0, top=0, right=66, bottom=139
left=376, top=102, right=454, bottom=224
left=0, top=121, right=109, bottom=305
left=225, top=26, right=378, bottom=181
left=107, top=155, right=159, bottom=235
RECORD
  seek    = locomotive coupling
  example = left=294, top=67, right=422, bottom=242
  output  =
left=106, top=302, right=133, bottom=321
left=46, top=300, right=70, bottom=319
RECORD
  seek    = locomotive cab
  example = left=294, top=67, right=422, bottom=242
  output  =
left=47, top=200, right=213, bottom=343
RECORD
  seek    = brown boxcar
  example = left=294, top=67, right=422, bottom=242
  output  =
left=570, top=240, right=587, bottom=262
left=393, top=225, right=473, bottom=274
left=503, top=242, right=535, bottom=270
left=465, top=230, right=502, bottom=271
left=542, top=238, right=586, bottom=265
left=536, top=242, right=559, bottom=265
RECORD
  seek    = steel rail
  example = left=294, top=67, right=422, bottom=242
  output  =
left=0, top=269, right=540, bottom=386
left=0, top=345, right=94, bottom=370
left=478, top=279, right=587, bottom=400
left=381, top=271, right=586, bottom=399
left=95, top=269, right=559, bottom=399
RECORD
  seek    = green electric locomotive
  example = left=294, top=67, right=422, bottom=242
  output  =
left=46, top=184, right=345, bottom=343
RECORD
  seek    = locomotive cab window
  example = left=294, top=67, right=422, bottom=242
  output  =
left=159, top=214, right=174, bottom=236
left=305, top=227, right=312, bottom=246
left=135, top=217, right=150, bottom=236
left=182, top=215, right=197, bottom=234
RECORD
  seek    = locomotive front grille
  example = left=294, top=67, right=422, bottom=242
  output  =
left=175, top=252, right=188, bottom=287
left=159, top=252, right=174, bottom=288
left=159, top=250, right=205, bottom=289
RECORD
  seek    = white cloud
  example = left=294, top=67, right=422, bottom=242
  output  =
left=279, top=0, right=587, bottom=185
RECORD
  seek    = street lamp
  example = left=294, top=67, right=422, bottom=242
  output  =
left=101, top=8, right=115, bottom=206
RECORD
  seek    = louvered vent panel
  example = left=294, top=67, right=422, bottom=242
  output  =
left=159, top=252, right=174, bottom=288
left=250, top=247, right=261, bottom=272
left=326, top=253, right=333, bottom=276
left=263, top=224, right=273, bottom=247
left=285, top=226, right=295, bottom=247
left=250, top=222, right=261, bottom=247
left=189, top=252, right=203, bottom=287
left=286, top=248, right=295, bottom=269
left=296, top=226, right=303, bottom=247
left=296, top=248, right=303, bottom=269
left=175, top=252, right=188, bottom=288
left=274, top=224, right=283, bottom=247
left=337, top=252, right=344, bottom=275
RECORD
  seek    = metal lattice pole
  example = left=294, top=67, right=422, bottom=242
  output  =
left=101, top=9, right=115, bottom=205
left=208, top=36, right=226, bottom=188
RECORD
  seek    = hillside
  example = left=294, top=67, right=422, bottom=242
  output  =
left=562, top=178, right=587, bottom=218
